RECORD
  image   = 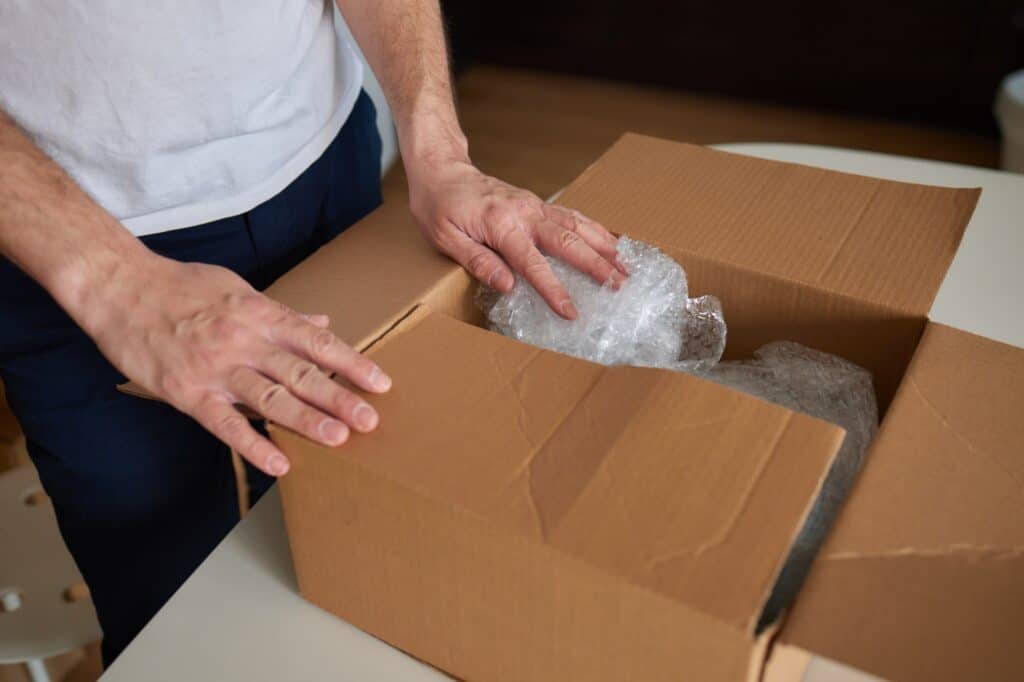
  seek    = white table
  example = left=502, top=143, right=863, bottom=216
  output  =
left=99, top=145, right=1024, bottom=682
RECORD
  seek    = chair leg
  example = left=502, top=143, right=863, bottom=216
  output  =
left=23, top=658, right=51, bottom=682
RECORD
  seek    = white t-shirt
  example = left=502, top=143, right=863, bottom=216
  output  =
left=0, top=0, right=363, bottom=236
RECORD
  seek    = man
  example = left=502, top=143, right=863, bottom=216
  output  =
left=0, top=0, right=625, bottom=665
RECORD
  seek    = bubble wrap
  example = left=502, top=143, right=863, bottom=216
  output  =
left=706, top=342, right=878, bottom=629
left=479, top=236, right=727, bottom=372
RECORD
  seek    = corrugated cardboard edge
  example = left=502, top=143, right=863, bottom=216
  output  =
left=556, top=132, right=980, bottom=317
left=760, top=639, right=812, bottom=682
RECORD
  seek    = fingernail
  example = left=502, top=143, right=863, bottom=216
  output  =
left=267, top=454, right=289, bottom=476
left=559, top=300, right=578, bottom=319
left=609, top=271, right=625, bottom=289
left=615, top=258, right=629, bottom=276
left=352, top=402, right=378, bottom=432
left=320, top=419, right=349, bottom=445
left=369, top=365, right=392, bottom=391
left=496, top=271, right=514, bottom=292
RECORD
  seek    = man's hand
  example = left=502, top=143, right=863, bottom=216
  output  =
left=86, top=255, right=392, bottom=476
left=0, top=108, right=389, bottom=477
left=335, top=0, right=625, bottom=317
left=407, top=158, right=626, bottom=319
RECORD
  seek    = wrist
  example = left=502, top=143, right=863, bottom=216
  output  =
left=51, top=229, right=163, bottom=337
left=397, top=112, right=470, bottom=180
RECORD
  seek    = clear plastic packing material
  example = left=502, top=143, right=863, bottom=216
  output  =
left=480, top=236, right=727, bottom=372
left=706, top=342, right=879, bottom=629
left=478, top=236, right=879, bottom=626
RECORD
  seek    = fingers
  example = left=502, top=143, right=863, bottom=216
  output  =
left=534, top=218, right=625, bottom=289
left=229, top=366, right=353, bottom=448
left=492, top=225, right=578, bottom=319
left=192, top=394, right=291, bottom=477
left=258, top=348, right=380, bottom=433
left=543, top=205, right=627, bottom=275
left=271, top=315, right=392, bottom=394
left=445, top=229, right=515, bottom=291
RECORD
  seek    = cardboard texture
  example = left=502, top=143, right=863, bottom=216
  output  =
left=273, top=307, right=845, bottom=682
left=556, top=134, right=979, bottom=316
left=119, top=132, right=1017, bottom=680
left=778, top=322, right=1024, bottom=682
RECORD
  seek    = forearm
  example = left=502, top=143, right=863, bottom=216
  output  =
left=335, top=0, right=468, bottom=168
left=0, top=109, right=155, bottom=335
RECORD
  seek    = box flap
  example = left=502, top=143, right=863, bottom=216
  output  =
left=264, top=200, right=463, bottom=351
left=556, top=133, right=980, bottom=316
left=280, top=306, right=846, bottom=634
left=779, top=322, right=1024, bottom=682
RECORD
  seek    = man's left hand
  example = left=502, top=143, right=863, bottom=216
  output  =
left=407, top=158, right=627, bottom=320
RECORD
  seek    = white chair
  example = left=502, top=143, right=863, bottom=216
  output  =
left=0, top=465, right=101, bottom=682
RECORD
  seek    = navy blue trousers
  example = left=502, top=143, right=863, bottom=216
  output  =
left=0, top=91, right=382, bottom=665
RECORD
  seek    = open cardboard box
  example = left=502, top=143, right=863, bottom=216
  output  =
left=124, top=134, right=1024, bottom=681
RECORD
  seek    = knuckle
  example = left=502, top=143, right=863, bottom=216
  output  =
left=522, top=251, right=550, bottom=275
left=209, top=316, right=242, bottom=343
left=515, top=195, right=538, bottom=214
left=222, top=292, right=245, bottom=309
left=310, top=329, right=336, bottom=358
left=158, top=370, right=185, bottom=397
left=558, top=229, right=582, bottom=249
left=257, top=382, right=286, bottom=413
left=290, top=361, right=320, bottom=390
left=559, top=208, right=579, bottom=231
left=226, top=364, right=250, bottom=387
left=466, top=250, right=494, bottom=278
left=483, top=203, right=504, bottom=224
left=216, top=412, right=249, bottom=441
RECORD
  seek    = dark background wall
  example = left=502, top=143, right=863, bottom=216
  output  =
left=442, top=0, right=1024, bottom=135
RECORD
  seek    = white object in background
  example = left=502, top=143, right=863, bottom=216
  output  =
left=0, top=466, right=101, bottom=682
left=334, top=8, right=400, bottom=176
left=995, top=69, right=1024, bottom=173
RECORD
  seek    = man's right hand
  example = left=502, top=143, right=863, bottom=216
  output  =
left=2, top=107, right=386, bottom=476
left=86, top=254, right=392, bottom=477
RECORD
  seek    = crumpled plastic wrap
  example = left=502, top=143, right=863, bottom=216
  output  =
left=478, top=236, right=878, bottom=626
left=706, top=342, right=879, bottom=629
left=479, top=236, right=727, bottom=372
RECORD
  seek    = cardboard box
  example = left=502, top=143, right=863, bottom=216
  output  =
left=131, top=134, right=1024, bottom=680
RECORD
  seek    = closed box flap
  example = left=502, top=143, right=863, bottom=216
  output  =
left=276, top=306, right=846, bottom=635
left=556, top=133, right=980, bottom=316
left=779, top=322, right=1024, bottom=682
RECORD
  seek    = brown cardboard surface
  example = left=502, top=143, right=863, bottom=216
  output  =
left=556, top=133, right=979, bottom=316
left=263, top=200, right=462, bottom=350
left=779, top=322, right=1024, bottom=682
left=274, top=307, right=845, bottom=682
